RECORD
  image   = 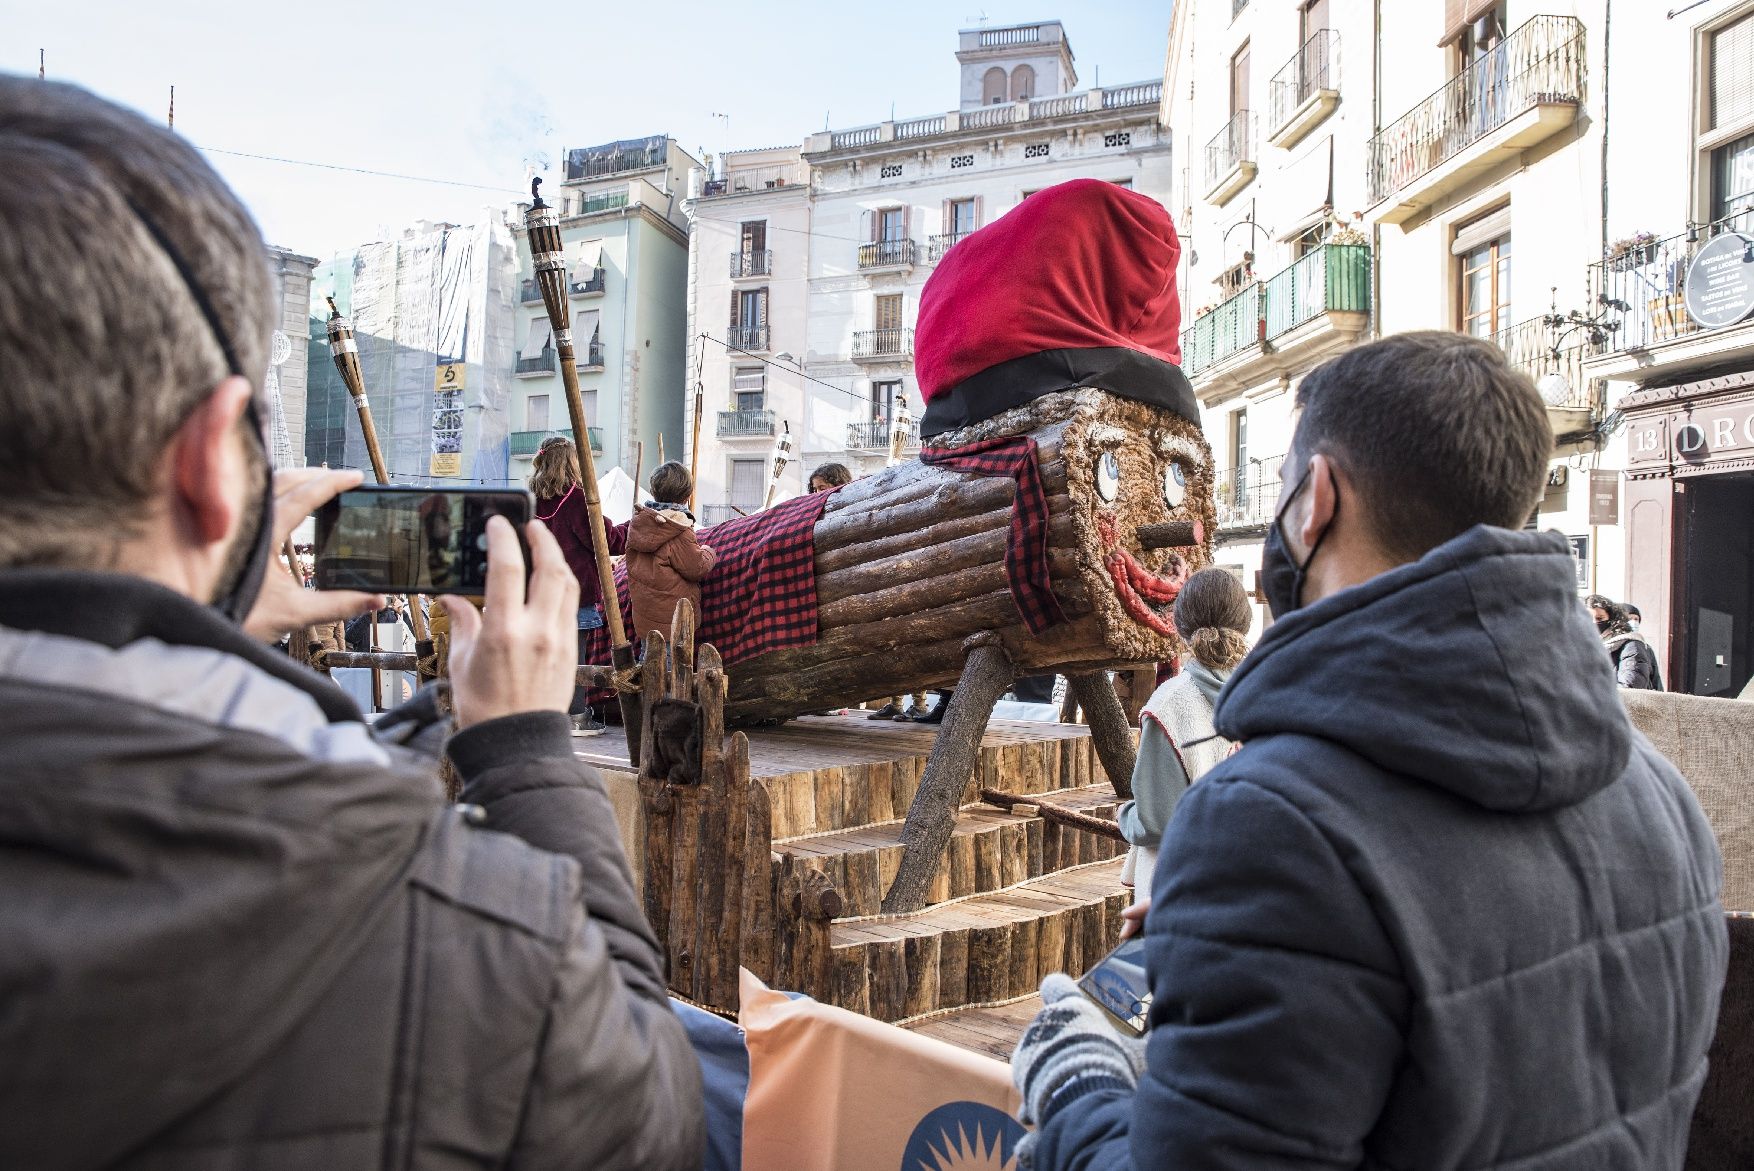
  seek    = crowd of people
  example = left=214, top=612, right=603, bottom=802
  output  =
left=0, top=78, right=1730, bottom=1171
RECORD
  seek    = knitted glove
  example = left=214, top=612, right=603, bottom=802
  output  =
left=1012, top=973, right=1148, bottom=1133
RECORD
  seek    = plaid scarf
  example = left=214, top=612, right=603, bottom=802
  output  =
left=581, top=491, right=830, bottom=672
left=920, top=436, right=1069, bottom=635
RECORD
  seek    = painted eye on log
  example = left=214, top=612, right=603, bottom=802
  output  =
left=1095, top=452, right=1120, bottom=502
left=1163, top=462, right=1186, bottom=509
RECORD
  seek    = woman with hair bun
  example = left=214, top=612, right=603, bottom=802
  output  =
left=1117, top=567, right=1253, bottom=911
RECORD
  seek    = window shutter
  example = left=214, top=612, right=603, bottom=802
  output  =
left=757, top=288, right=769, bottom=330
left=1451, top=205, right=1511, bottom=256
left=574, top=308, right=601, bottom=344
left=1712, top=12, right=1754, bottom=131
left=902, top=204, right=912, bottom=240
left=941, top=198, right=951, bottom=234
left=730, top=292, right=740, bottom=332
left=973, top=195, right=984, bottom=229
left=862, top=209, right=875, bottom=242
left=1441, top=0, right=1502, bottom=46
left=519, top=316, right=553, bottom=360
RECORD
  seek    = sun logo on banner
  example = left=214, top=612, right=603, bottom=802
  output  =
left=901, top=1101, right=1027, bottom=1170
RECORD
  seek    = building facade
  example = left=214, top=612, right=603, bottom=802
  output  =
left=306, top=219, right=520, bottom=485
left=507, top=136, right=698, bottom=487
left=1584, top=1, right=1754, bottom=698
left=684, top=147, right=811, bottom=525
left=264, top=246, right=316, bottom=470
left=1163, top=0, right=1623, bottom=641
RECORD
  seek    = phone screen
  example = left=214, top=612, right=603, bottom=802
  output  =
left=1076, top=937, right=1153, bottom=1035
left=314, top=487, right=533, bottom=595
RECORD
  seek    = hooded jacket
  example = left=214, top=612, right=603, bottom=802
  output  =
left=1033, top=527, right=1726, bottom=1170
left=1605, top=629, right=1664, bottom=690
left=0, top=571, right=703, bottom=1170
left=626, top=505, right=716, bottom=642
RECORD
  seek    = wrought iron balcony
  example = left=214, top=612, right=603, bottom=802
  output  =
left=701, top=163, right=806, bottom=197
left=928, top=232, right=971, bottom=263
left=509, top=426, right=603, bottom=457
left=858, top=239, right=917, bottom=270
left=515, top=346, right=557, bottom=376
left=717, top=408, right=776, bottom=438
left=730, top=250, right=773, bottom=278
left=1268, top=30, right=1340, bottom=147
left=1214, top=456, right=1285, bottom=531
left=1585, top=202, right=1754, bottom=361
left=1184, top=285, right=1264, bottom=377
left=1367, top=16, right=1584, bottom=215
left=1492, top=316, right=1599, bottom=414
left=852, top=327, right=914, bottom=360
left=701, top=504, right=744, bottom=526
left=847, top=418, right=921, bottom=454
left=576, top=340, right=605, bottom=370
left=728, top=325, right=769, bottom=352
left=570, top=266, right=606, bottom=296
left=1204, top=110, right=1256, bottom=204
left=1261, top=243, right=1371, bottom=340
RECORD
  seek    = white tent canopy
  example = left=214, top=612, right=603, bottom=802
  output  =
left=598, top=464, right=636, bottom=526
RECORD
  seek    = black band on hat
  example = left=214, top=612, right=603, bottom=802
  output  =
left=918, top=347, right=1199, bottom=440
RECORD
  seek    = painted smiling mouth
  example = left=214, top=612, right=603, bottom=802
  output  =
left=1097, top=515, right=1189, bottom=637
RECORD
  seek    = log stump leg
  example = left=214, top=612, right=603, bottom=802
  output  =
left=1069, top=672, right=1138, bottom=801
left=881, top=636, right=1017, bottom=914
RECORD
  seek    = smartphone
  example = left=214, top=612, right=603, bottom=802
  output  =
left=1077, top=936, right=1153, bottom=1035
left=314, top=486, right=533, bottom=595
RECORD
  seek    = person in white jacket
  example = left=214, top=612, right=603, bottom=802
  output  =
left=1116, top=567, right=1253, bottom=908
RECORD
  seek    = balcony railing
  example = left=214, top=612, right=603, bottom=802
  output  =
left=576, top=340, right=605, bottom=370
left=981, top=24, right=1040, bottom=47
left=1268, top=30, right=1339, bottom=137
left=896, top=115, right=947, bottom=140
left=1492, top=316, right=1599, bottom=413
left=570, top=267, right=606, bottom=296
left=729, top=325, right=769, bottom=352
left=519, top=279, right=544, bottom=304
left=833, top=126, right=882, bottom=150
left=1102, top=81, right=1163, bottom=109
left=847, top=419, right=922, bottom=453
left=1367, top=16, right=1585, bottom=208
left=1586, top=202, right=1754, bottom=356
left=858, top=239, right=917, bottom=269
left=1262, top=243, right=1371, bottom=339
left=1215, top=455, right=1286, bottom=531
left=702, top=164, right=806, bottom=197
left=1185, top=285, right=1264, bottom=376
left=730, top=250, right=773, bottom=278
left=717, top=408, right=776, bottom=438
left=962, top=104, right=1017, bottom=131
left=1204, top=110, right=1254, bottom=191
left=515, top=346, right=557, bottom=376
left=510, top=426, right=603, bottom=457
left=702, top=503, right=744, bottom=526
left=928, top=232, right=971, bottom=262
left=852, top=327, right=915, bottom=359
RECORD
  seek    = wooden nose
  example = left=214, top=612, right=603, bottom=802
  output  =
left=1136, top=520, right=1204, bottom=550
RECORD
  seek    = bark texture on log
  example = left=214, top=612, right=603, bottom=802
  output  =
left=1069, top=672, right=1139, bottom=800
left=881, top=638, right=1019, bottom=914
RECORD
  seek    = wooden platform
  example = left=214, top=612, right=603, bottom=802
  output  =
left=905, top=995, right=1044, bottom=1062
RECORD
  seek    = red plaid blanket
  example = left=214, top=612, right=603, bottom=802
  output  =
left=920, top=437, right=1069, bottom=635
left=581, top=491, right=830, bottom=670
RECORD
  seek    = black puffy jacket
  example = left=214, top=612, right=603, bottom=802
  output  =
left=1034, top=527, right=1725, bottom=1171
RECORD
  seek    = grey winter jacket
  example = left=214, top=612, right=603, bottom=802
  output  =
left=0, top=571, right=704, bottom=1170
left=1032, top=527, right=1726, bottom=1170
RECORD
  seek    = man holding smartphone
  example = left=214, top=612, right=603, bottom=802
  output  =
left=0, top=78, right=702, bottom=1168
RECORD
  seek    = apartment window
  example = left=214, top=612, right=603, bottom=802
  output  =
left=527, top=393, right=550, bottom=431
left=1230, top=408, right=1249, bottom=471
left=1301, top=0, right=1330, bottom=42
left=871, top=379, right=901, bottom=423
left=581, top=388, right=598, bottom=428
left=1707, top=12, right=1754, bottom=223
left=878, top=207, right=907, bottom=242
left=732, top=366, right=766, bottom=412
left=1010, top=64, right=1037, bottom=101
left=1216, top=256, right=1254, bottom=299
left=1109, top=178, right=1135, bottom=190
left=731, top=287, right=768, bottom=348
left=1230, top=43, right=1251, bottom=116
left=740, top=220, right=767, bottom=253
left=874, top=293, right=904, bottom=333
left=1452, top=2, right=1509, bottom=72
left=1291, top=223, right=1325, bottom=259
left=983, top=67, right=1008, bottom=106
left=949, top=198, right=978, bottom=236
left=730, top=458, right=766, bottom=513
left=1455, top=206, right=1511, bottom=338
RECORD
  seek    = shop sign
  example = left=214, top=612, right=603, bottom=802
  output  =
left=1684, top=232, right=1754, bottom=330
left=1589, top=469, right=1620, bottom=526
left=1568, top=534, right=1590, bottom=590
left=1629, top=393, right=1754, bottom=469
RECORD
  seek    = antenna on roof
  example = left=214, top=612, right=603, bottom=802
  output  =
left=38, top=49, right=44, bottom=79
left=167, top=85, right=174, bottom=129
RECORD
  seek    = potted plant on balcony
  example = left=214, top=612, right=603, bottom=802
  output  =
left=1605, top=231, right=1658, bottom=272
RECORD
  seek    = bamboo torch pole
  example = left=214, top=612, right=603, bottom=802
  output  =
left=324, top=298, right=434, bottom=663
left=762, top=421, right=794, bottom=510
left=633, top=441, right=644, bottom=503
left=687, top=345, right=705, bottom=514
left=525, top=179, right=642, bottom=756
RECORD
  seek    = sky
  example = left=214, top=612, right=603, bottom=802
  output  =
left=4, top=0, right=1171, bottom=258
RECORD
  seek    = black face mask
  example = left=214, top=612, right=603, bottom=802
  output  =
left=1594, top=617, right=1611, bottom=633
left=1260, top=460, right=1335, bottom=620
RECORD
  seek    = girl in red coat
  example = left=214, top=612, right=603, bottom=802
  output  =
left=530, top=436, right=628, bottom=718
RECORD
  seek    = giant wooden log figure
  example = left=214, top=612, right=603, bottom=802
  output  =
left=590, top=180, right=1214, bottom=914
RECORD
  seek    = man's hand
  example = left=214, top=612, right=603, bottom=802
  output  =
left=1119, top=898, right=1150, bottom=941
left=440, top=515, right=579, bottom=729
left=243, top=468, right=382, bottom=642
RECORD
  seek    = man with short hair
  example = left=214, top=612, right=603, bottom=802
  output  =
left=1014, top=331, right=1726, bottom=1170
left=0, top=78, right=702, bottom=1168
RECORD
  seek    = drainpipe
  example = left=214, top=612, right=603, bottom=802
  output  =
left=1600, top=0, right=1611, bottom=258
left=1371, top=0, right=1384, bottom=338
